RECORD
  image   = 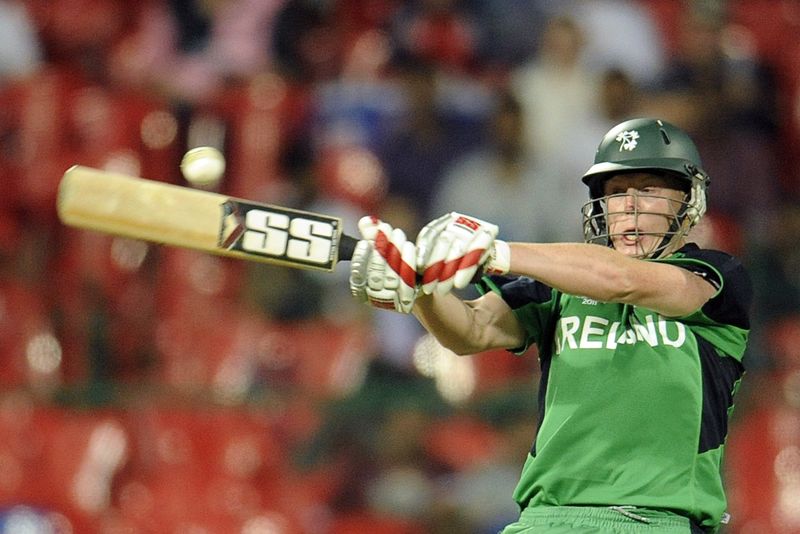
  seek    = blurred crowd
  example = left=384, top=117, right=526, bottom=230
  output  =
left=1, top=0, right=800, bottom=532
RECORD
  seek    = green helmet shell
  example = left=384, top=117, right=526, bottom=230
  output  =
left=582, top=118, right=708, bottom=198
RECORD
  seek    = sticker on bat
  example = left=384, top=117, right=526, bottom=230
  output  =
left=219, top=200, right=339, bottom=269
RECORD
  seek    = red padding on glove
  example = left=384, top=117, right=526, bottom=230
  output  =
left=423, top=248, right=485, bottom=284
left=375, top=230, right=417, bottom=288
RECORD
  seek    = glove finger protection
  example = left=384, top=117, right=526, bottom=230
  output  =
left=419, top=229, right=454, bottom=294
left=453, top=228, right=497, bottom=289
left=359, top=215, right=394, bottom=242
left=415, top=212, right=501, bottom=295
left=350, top=216, right=418, bottom=313
left=350, top=239, right=372, bottom=303
left=415, top=212, right=452, bottom=268
left=431, top=229, right=467, bottom=295
left=434, top=226, right=495, bottom=295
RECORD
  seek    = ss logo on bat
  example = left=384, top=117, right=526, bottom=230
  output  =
left=219, top=201, right=337, bottom=269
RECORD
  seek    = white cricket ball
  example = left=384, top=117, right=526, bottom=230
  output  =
left=180, top=146, right=226, bottom=186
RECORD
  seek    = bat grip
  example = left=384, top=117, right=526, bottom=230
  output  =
left=338, top=233, right=359, bottom=262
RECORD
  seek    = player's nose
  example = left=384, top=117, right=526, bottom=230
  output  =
left=623, top=188, right=640, bottom=210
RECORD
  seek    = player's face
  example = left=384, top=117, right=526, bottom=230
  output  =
left=603, top=173, right=687, bottom=258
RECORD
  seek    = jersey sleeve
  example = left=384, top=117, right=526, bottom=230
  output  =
left=476, top=275, right=559, bottom=354
left=655, top=245, right=752, bottom=361
left=663, top=246, right=752, bottom=329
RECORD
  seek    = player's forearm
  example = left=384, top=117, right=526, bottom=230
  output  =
left=507, top=242, right=641, bottom=303
left=412, top=292, right=521, bottom=355
left=504, top=241, right=715, bottom=317
left=413, top=293, right=479, bottom=354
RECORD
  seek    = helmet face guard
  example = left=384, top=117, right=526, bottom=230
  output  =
left=581, top=168, right=708, bottom=259
left=580, top=119, right=710, bottom=259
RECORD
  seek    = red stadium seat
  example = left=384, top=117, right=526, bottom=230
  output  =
left=726, top=378, right=800, bottom=534
left=252, top=319, right=376, bottom=399
left=471, top=347, right=539, bottom=393
left=423, top=414, right=502, bottom=472
left=329, top=511, right=426, bottom=534
left=0, top=407, right=130, bottom=529
left=0, top=281, right=58, bottom=388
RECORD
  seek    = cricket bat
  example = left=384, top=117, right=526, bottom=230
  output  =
left=57, top=165, right=358, bottom=271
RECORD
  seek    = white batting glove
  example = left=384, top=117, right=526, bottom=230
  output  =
left=415, top=212, right=509, bottom=295
left=350, top=216, right=418, bottom=313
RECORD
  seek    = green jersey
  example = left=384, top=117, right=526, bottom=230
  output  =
left=479, top=244, right=751, bottom=531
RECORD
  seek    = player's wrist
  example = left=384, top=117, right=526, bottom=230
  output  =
left=483, top=240, right=510, bottom=275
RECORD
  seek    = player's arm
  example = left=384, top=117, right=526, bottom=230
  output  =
left=416, top=213, right=716, bottom=319
left=505, top=241, right=716, bottom=317
left=412, top=291, right=526, bottom=355
left=348, top=215, right=526, bottom=355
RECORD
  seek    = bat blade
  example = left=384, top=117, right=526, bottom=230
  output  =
left=57, top=165, right=357, bottom=271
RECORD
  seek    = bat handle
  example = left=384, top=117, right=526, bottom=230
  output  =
left=338, top=233, right=359, bottom=262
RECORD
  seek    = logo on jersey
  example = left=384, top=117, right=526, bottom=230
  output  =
left=555, top=313, right=687, bottom=354
left=615, top=130, right=640, bottom=151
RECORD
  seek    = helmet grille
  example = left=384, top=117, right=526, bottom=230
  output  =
left=581, top=186, right=701, bottom=259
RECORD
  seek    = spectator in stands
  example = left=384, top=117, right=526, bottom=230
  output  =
left=376, top=55, right=488, bottom=219
left=429, top=90, right=583, bottom=244
left=0, top=0, right=41, bottom=81
left=388, top=0, right=480, bottom=74
left=508, top=15, right=601, bottom=181
left=566, top=0, right=667, bottom=87
left=649, top=5, right=781, bottom=238
left=272, top=0, right=340, bottom=83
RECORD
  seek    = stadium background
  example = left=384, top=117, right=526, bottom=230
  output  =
left=0, top=0, right=799, bottom=532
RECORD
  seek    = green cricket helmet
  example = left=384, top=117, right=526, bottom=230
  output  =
left=580, top=118, right=711, bottom=258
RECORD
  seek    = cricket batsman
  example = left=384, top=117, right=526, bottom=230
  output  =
left=350, top=117, right=752, bottom=533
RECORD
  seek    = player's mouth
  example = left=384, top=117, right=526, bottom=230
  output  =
left=620, top=228, right=641, bottom=244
